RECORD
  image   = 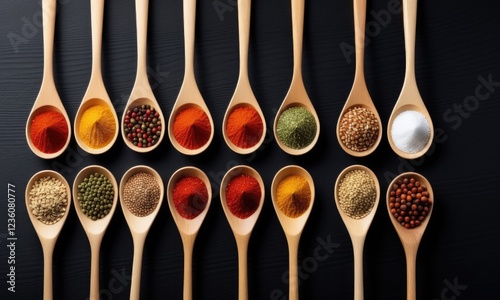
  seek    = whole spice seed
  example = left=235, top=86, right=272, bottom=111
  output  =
left=226, top=106, right=264, bottom=149
left=390, top=110, right=430, bottom=154
left=172, top=106, right=212, bottom=150
left=339, top=106, right=379, bottom=152
left=172, top=176, right=209, bottom=219
left=78, top=103, right=116, bottom=149
left=123, top=104, right=161, bottom=148
left=389, top=176, right=432, bottom=229
left=276, top=174, right=311, bottom=218
left=29, top=110, right=69, bottom=154
left=29, top=176, right=68, bottom=225
left=337, top=169, right=377, bottom=219
left=276, top=106, right=317, bottom=149
left=77, top=172, right=114, bottom=221
left=225, top=174, right=261, bottom=219
left=123, top=172, right=161, bottom=217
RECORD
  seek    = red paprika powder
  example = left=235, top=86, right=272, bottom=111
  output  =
left=226, top=106, right=263, bottom=149
left=29, top=110, right=69, bottom=154
left=172, top=176, right=209, bottom=219
left=172, top=107, right=211, bottom=150
left=225, top=174, right=261, bottom=219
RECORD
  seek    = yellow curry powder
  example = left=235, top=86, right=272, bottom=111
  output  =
left=276, top=174, right=311, bottom=218
left=78, top=103, right=116, bottom=149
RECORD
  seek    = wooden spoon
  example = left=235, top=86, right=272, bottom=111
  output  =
left=167, top=166, right=212, bottom=300
left=73, top=165, right=118, bottom=300
left=334, top=165, right=380, bottom=300
left=271, top=165, right=315, bottom=300
left=121, top=0, right=165, bottom=153
left=25, top=170, right=71, bottom=300
left=220, top=165, right=265, bottom=300
left=74, top=0, right=119, bottom=155
left=222, top=0, right=266, bottom=154
left=336, top=0, right=382, bottom=157
left=26, top=0, right=71, bottom=159
left=119, top=165, right=164, bottom=300
left=168, top=0, right=214, bottom=155
left=386, top=172, right=434, bottom=300
left=387, top=0, right=434, bottom=160
left=273, top=0, right=320, bottom=156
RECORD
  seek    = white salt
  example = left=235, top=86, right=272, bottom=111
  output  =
left=391, top=110, right=430, bottom=154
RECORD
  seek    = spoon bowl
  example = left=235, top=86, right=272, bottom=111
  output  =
left=121, top=0, right=165, bottom=153
left=74, top=0, right=119, bottom=155
left=222, top=0, right=266, bottom=155
left=167, top=166, right=212, bottom=300
left=387, top=0, right=434, bottom=160
left=120, top=165, right=164, bottom=300
left=271, top=165, right=315, bottom=300
left=273, top=0, right=320, bottom=156
left=220, top=165, right=264, bottom=300
left=168, top=0, right=214, bottom=155
left=26, top=0, right=70, bottom=159
left=25, top=170, right=71, bottom=299
left=334, top=164, right=380, bottom=300
left=73, top=165, right=118, bottom=300
left=386, top=172, right=434, bottom=300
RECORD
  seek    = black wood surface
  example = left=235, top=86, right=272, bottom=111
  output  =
left=1, top=0, right=499, bottom=299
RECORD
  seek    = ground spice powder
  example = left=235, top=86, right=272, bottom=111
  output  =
left=29, top=110, right=69, bottom=154
left=226, top=106, right=263, bottom=148
left=173, top=176, right=209, bottom=219
left=276, top=106, right=317, bottom=149
left=276, top=174, right=311, bottom=218
left=78, top=103, right=116, bottom=149
left=173, top=107, right=211, bottom=150
left=225, top=174, right=261, bottom=219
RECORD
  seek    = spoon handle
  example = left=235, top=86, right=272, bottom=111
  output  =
left=42, top=242, right=55, bottom=300
left=405, top=245, right=418, bottom=300
left=290, top=0, right=305, bottom=82
left=135, top=0, right=150, bottom=83
left=130, top=234, right=146, bottom=300
left=236, top=235, right=250, bottom=300
left=183, top=0, right=197, bottom=81
left=352, top=0, right=367, bottom=82
left=402, top=0, right=418, bottom=83
left=352, top=237, right=365, bottom=300
left=237, top=0, right=251, bottom=84
left=41, top=0, right=57, bottom=84
left=181, top=235, right=195, bottom=300
left=89, top=239, right=102, bottom=300
left=90, top=0, right=104, bottom=80
left=287, top=236, right=300, bottom=300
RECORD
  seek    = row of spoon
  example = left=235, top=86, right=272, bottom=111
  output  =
left=27, top=0, right=433, bottom=160
left=26, top=164, right=433, bottom=300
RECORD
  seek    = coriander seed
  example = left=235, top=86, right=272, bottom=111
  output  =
left=122, top=172, right=161, bottom=217
left=337, top=169, right=377, bottom=219
left=29, top=176, right=68, bottom=225
left=339, top=106, right=379, bottom=152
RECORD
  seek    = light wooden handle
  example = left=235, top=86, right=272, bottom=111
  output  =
left=236, top=236, right=250, bottom=300
left=353, top=0, right=367, bottom=81
left=405, top=246, right=418, bottom=300
left=42, top=0, right=56, bottom=83
left=352, top=238, right=365, bottom=300
left=90, top=0, right=104, bottom=79
left=182, top=237, right=195, bottom=300
left=291, top=0, right=305, bottom=82
left=135, top=0, right=150, bottom=81
left=403, top=0, right=418, bottom=82
left=183, top=0, right=197, bottom=80
left=42, top=243, right=55, bottom=300
left=287, top=237, right=300, bottom=300
left=237, top=0, right=251, bottom=82
left=89, top=240, right=102, bottom=300
left=130, top=235, right=146, bottom=300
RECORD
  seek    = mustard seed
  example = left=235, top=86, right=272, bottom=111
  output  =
left=389, top=176, right=432, bottom=228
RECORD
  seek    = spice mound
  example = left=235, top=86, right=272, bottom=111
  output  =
left=29, top=176, right=68, bottom=225
left=29, top=110, right=69, bottom=154
left=225, top=174, right=261, bottom=219
left=123, top=172, right=161, bottom=217
left=173, top=176, right=209, bottom=219
left=173, top=106, right=211, bottom=150
left=123, top=104, right=161, bottom=148
left=226, top=106, right=264, bottom=149
left=337, top=169, right=377, bottom=219
left=391, top=110, right=430, bottom=154
left=276, top=106, right=317, bottom=150
left=339, top=106, right=379, bottom=152
left=276, top=174, right=311, bottom=218
left=77, top=172, right=114, bottom=221
left=78, top=103, right=116, bottom=149
left=389, top=176, right=432, bottom=229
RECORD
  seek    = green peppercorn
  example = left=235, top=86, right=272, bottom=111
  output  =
left=77, top=172, right=114, bottom=221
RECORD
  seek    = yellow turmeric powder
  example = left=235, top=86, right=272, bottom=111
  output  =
left=78, top=103, right=116, bottom=149
left=276, top=174, right=311, bottom=218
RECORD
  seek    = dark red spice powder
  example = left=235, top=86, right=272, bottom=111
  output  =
left=173, top=176, right=209, bottom=219
left=225, top=174, right=261, bottom=219
left=29, top=110, right=69, bottom=154
left=226, top=106, right=263, bottom=149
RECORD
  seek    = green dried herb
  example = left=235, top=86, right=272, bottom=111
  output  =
left=276, top=106, right=317, bottom=149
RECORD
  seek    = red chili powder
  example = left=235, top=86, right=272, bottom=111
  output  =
left=225, top=174, right=261, bottom=219
left=172, top=176, right=209, bottom=219
left=29, top=110, right=69, bottom=154
left=226, top=106, right=263, bottom=148
left=172, top=107, right=211, bottom=150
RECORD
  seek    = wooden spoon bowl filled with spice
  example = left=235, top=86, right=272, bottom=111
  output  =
left=271, top=165, right=315, bottom=300
left=25, top=170, right=71, bottom=299
left=167, top=166, right=212, bottom=300
left=386, top=172, right=434, bottom=300
left=72, top=165, right=118, bottom=300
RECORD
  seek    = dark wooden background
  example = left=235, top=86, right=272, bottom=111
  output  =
left=1, top=0, right=499, bottom=299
